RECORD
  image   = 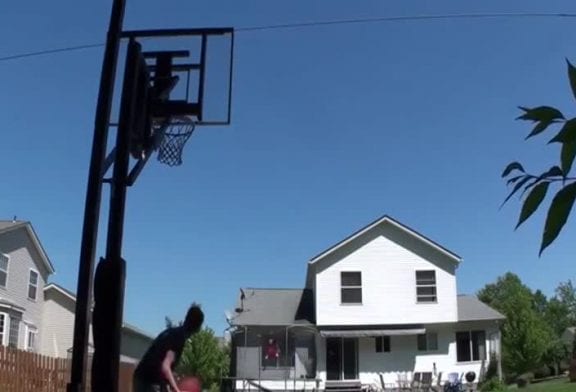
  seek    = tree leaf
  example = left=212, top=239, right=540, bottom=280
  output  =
left=526, top=120, right=559, bottom=139
left=561, top=141, right=576, bottom=175
left=517, top=106, right=564, bottom=122
left=541, top=165, right=564, bottom=179
left=502, top=176, right=532, bottom=207
left=540, top=181, right=576, bottom=255
left=507, top=175, right=525, bottom=185
left=549, top=118, right=576, bottom=144
left=516, top=182, right=550, bottom=229
left=568, top=59, right=576, bottom=102
left=502, top=162, right=525, bottom=178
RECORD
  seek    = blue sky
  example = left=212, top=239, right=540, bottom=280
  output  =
left=1, top=0, right=575, bottom=337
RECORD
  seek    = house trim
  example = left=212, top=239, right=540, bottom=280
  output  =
left=0, top=222, right=55, bottom=274
left=308, top=215, right=462, bottom=265
left=28, top=268, right=39, bottom=301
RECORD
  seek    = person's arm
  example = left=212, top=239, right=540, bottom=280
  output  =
left=161, top=350, right=181, bottom=392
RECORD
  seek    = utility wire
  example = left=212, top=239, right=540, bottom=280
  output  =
left=1, top=12, right=576, bottom=63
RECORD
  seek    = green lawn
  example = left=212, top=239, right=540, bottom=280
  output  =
left=506, top=377, right=576, bottom=391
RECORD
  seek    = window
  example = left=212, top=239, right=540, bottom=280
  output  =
left=341, top=272, right=362, bottom=304
left=456, top=331, right=486, bottom=362
left=28, top=270, right=38, bottom=300
left=0, top=313, right=6, bottom=346
left=8, top=316, right=20, bottom=348
left=26, top=326, right=37, bottom=351
left=417, top=332, right=438, bottom=351
left=416, top=270, right=437, bottom=303
left=0, top=254, right=8, bottom=288
left=375, top=336, right=391, bottom=353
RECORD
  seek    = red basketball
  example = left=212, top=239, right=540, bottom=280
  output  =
left=178, top=376, right=202, bottom=392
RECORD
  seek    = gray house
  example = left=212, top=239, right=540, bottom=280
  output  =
left=0, top=220, right=55, bottom=351
left=0, top=220, right=153, bottom=363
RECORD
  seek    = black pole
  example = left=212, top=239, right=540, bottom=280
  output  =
left=92, top=39, right=141, bottom=392
left=68, top=1, right=126, bottom=391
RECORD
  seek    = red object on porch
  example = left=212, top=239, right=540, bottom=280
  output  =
left=265, top=339, right=280, bottom=359
left=178, top=376, right=202, bottom=392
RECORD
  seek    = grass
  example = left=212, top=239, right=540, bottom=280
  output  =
left=505, top=377, right=576, bottom=391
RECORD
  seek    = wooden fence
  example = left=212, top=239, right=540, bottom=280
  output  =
left=0, top=346, right=135, bottom=391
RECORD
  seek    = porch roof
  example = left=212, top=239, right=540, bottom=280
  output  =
left=231, top=288, right=314, bottom=326
left=457, top=295, right=506, bottom=321
left=319, top=328, right=425, bottom=337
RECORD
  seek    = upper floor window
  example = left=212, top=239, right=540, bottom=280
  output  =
left=416, top=270, right=437, bottom=303
left=341, top=272, right=362, bottom=304
left=28, top=270, right=39, bottom=300
left=456, top=330, right=486, bottom=362
left=0, top=254, right=8, bottom=288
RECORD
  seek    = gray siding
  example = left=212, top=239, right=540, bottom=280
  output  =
left=121, top=330, right=153, bottom=361
left=0, top=228, right=50, bottom=351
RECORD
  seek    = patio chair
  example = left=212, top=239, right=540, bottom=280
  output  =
left=410, top=372, right=421, bottom=391
left=397, top=372, right=411, bottom=391
left=378, top=373, right=393, bottom=391
left=419, top=372, right=432, bottom=392
left=443, top=373, right=462, bottom=392
left=431, top=372, right=442, bottom=392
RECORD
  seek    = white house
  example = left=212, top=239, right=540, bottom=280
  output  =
left=228, top=215, right=504, bottom=391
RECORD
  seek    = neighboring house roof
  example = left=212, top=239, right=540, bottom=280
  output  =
left=231, top=288, right=314, bottom=326
left=457, top=295, right=505, bottom=322
left=308, top=215, right=462, bottom=265
left=0, top=220, right=55, bottom=274
left=44, top=283, right=155, bottom=340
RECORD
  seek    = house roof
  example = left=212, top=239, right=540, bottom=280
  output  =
left=457, top=295, right=505, bottom=322
left=231, top=288, right=314, bottom=326
left=0, top=220, right=55, bottom=274
left=44, top=283, right=155, bottom=340
left=231, top=290, right=503, bottom=326
left=308, top=215, right=462, bottom=265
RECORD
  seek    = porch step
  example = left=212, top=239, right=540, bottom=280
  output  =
left=325, top=380, right=362, bottom=392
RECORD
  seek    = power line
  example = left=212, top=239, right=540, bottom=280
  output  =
left=1, top=12, right=576, bottom=63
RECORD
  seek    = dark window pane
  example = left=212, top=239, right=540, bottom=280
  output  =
left=28, top=285, right=37, bottom=300
left=341, top=272, right=362, bottom=286
left=9, top=316, right=19, bottom=348
left=472, top=331, right=486, bottom=361
left=417, top=295, right=437, bottom=303
left=417, top=286, right=437, bottom=296
left=417, top=334, right=427, bottom=351
left=416, top=270, right=436, bottom=285
left=341, top=288, right=362, bottom=303
left=375, top=337, right=382, bottom=352
left=428, top=333, right=438, bottom=351
left=0, top=255, right=7, bottom=271
left=343, top=338, right=357, bottom=380
left=383, top=336, right=391, bottom=352
left=0, top=271, right=6, bottom=288
left=456, top=332, right=471, bottom=362
left=29, top=271, right=38, bottom=285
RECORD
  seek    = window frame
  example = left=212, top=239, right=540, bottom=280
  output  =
left=0, top=313, right=9, bottom=346
left=0, top=253, right=9, bottom=289
left=375, top=336, right=391, bottom=353
left=415, top=270, right=437, bottom=303
left=417, top=332, right=438, bottom=351
left=28, top=269, right=39, bottom=301
left=340, top=271, right=362, bottom=305
left=456, top=330, right=486, bottom=363
left=25, top=325, right=38, bottom=352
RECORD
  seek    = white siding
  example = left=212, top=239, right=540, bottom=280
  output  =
left=40, top=290, right=94, bottom=358
left=0, top=228, right=50, bottom=351
left=315, top=225, right=458, bottom=326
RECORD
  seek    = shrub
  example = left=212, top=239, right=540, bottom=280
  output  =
left=516, top=372, right=534, bottom=388
left=480, top=378, right=507, bottom=392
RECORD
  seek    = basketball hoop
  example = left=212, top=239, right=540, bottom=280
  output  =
left=156, top=116, right=196, bottom=166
